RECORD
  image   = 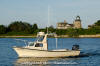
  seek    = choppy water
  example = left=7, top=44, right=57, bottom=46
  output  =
left=0, top=38, right=100, bottom=66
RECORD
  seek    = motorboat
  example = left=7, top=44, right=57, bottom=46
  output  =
left=13, top=32, right=80, bottom=57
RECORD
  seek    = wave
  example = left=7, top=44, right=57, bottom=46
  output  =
left=78, top=50, right=100, bottom=57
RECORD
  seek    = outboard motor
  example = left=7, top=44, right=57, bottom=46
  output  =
left=72, top=45, right=79, bottom=50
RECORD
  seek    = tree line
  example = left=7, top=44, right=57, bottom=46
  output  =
left=0, top=20, right=100, bottom=36
left=0, top=21, right=38, bottom=35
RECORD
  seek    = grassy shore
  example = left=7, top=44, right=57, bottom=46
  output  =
left=0, top=36, right=36, bottom=38
left=0, top=34, right=100, bottom=38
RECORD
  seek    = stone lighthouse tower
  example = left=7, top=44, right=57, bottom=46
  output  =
left=73, top=16, right=82, bottom=29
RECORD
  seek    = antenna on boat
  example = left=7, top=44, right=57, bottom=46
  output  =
left=55, top=34, right=58, bottom=49
left=56, top=37, right=58, bottom=49
left=47, top=5, right=50, bottom=34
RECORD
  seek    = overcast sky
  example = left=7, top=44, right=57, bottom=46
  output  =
left=0, top=0, right=100, bottom=28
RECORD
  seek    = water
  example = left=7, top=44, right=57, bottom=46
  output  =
left=0, top=38, right=100, bottom=66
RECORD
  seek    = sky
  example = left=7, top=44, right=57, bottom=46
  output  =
left=0, top=0, right=100, bottom=28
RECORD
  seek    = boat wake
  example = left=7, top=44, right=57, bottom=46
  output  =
left=78, top=49, right=100, bottom=57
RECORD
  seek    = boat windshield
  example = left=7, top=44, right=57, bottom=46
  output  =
left=37, top=35, right=44, bottom=42
left=28, top=42, right=34, bottom=46
left=35, top=43, right=43, bottom=47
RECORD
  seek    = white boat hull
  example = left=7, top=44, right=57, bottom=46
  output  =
left=13, top=47, right=80, bottom=58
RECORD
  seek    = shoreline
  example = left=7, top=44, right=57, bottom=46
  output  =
left=0, top=34, right=100, bottom=38
left=57, top=35, right=100, bottom=38
left=0, top=36, right=36, bottom=38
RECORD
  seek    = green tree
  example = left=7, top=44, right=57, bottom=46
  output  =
left=0, top=25, right=7, bottom=34
left=32, top=23, right=38, bottom=30
left=48, top=25, right=55, bottom=33
left=88, top=20, right=100, bottom=34
left=8, top=21, right=32, bottom=33
left=56, top=29, right=67, bottom=35
left=67, top=28, right=79, bottom=37
left=95, top=20, right=100, bottom=26
left=31, top=23, right=38, bottom=34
